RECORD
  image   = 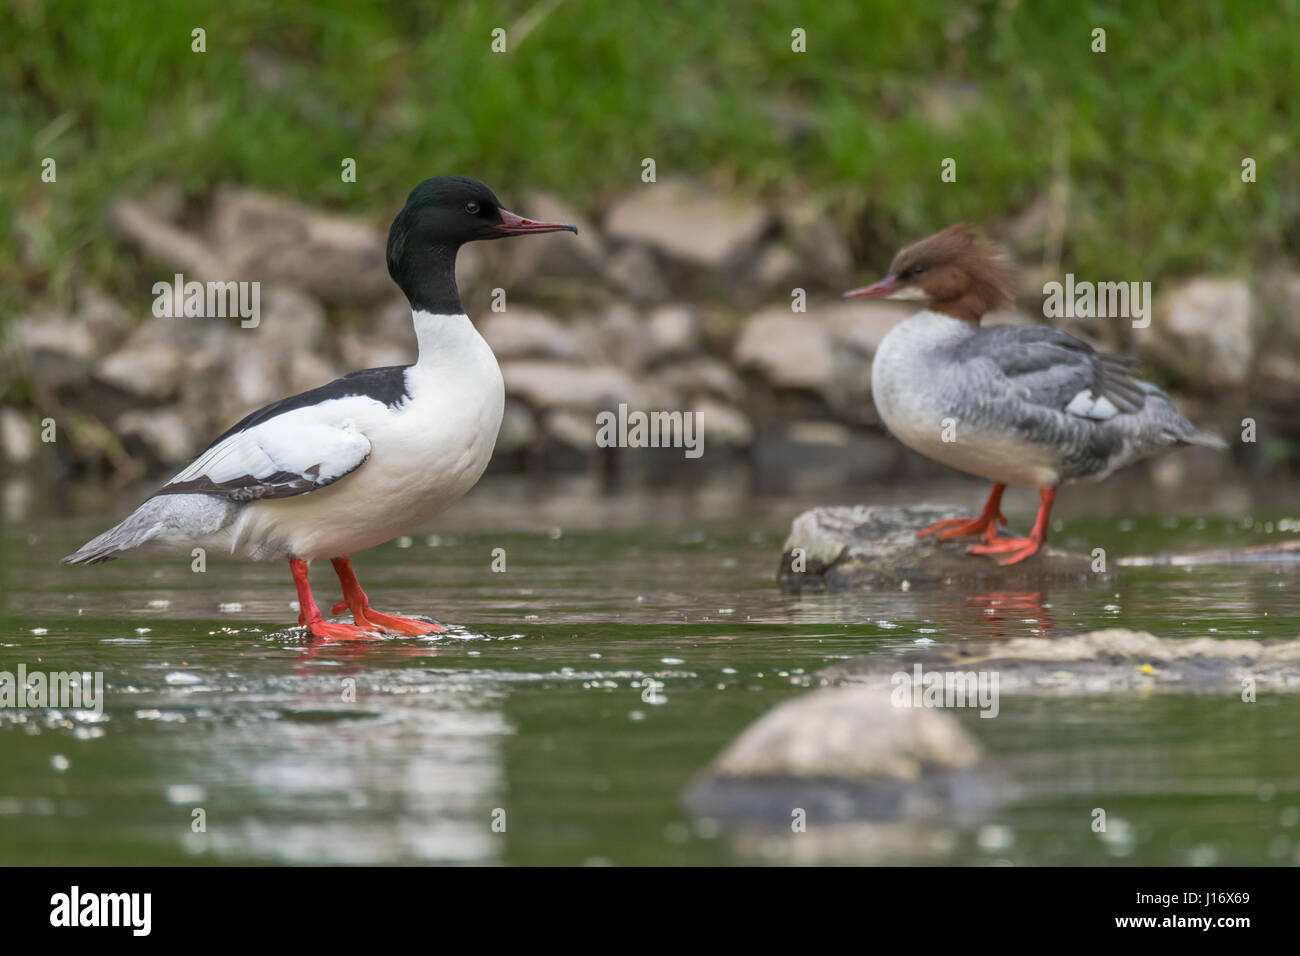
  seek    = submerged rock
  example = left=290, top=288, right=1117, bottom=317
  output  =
left=817, top=628, right=1300, bottom=694
left=1119, top=539, right=1300, bottom=567
left=684, top=686, right=1005, bottom=826
left=778, top=504, right=1103, bottom=591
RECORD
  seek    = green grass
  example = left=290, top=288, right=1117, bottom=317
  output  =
left=3, top=0, right=1298, bottom=313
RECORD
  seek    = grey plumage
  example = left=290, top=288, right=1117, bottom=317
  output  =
left=62, top=494, right=240, bottom=565
left=938, top=323, right=1225, bottom=481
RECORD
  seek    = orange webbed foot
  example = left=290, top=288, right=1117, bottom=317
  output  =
left=330, top=600, right=445, bottom=636
left=968, top=536, right=1043, bottom=566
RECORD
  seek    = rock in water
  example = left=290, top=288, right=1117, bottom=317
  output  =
left=817, top=629, right=1300, bottom=695
left=778, top=504, right=1105, bottom=591
left=683, top=687, right=1006, bottom=826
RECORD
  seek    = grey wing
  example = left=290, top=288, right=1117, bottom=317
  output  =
left=965, top=325, right=1156, bottom=421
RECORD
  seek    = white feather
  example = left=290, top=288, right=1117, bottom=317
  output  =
left=166, top=399, right=377, bottom=488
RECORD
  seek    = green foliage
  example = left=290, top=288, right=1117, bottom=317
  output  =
left=2, top=0, right=1297, bottom=307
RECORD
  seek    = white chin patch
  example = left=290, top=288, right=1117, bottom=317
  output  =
left=888, top=287, right=927, bottom=301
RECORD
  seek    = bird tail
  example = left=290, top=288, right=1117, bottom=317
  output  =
left=62, top=494, right=239, bottom=565
left=62, top=498, right=171, bottom=565
left=1184, top=427, right=1229, bottom=451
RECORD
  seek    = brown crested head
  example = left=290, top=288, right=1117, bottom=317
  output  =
left=843, top=223, right=1015, bottom=323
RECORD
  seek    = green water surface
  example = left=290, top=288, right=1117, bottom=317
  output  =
left=2, top=473, right=1299, bottom=865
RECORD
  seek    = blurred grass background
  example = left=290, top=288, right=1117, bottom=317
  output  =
left=3, top=0, right=1297, bottom=314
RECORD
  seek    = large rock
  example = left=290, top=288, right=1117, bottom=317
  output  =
left=656, top=356, right=746, bottom=403
left=500, top=360, right=647, bottom=411
left=604, top=244, right=668, bottom=304
left=644, top=304, right=699, bottom=361
left=733, top=301, right=909, bottom=423
left=1140, top=279, right=1254, bottom=387
left=96, top=341, right=190, bottom=400
left=109, top=199, right=230, bottom=280
left=480, top=307, right=588, bottom=362
left=778, top=203, right=854, bottom=287
left=12, top=311, right=96, bottom=391
left=115, top=409, right=196, bottom=464
left=692, top=398, right=754, bottom=448
left=778, top=504, right=1105, bottom=591
left=604, top=179, right=770, bottom=269
left=684, top=686, right=1002, bottom=826
left=210, top=187, right=391, bottom=305
left=818, top=629, right=1300, bottom=695
left=733, top=308, right=834, bottom=392
left=0, top=408, right=37, bottom=465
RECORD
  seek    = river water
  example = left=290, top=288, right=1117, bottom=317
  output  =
left=2, top=470, right=1298, bottom=864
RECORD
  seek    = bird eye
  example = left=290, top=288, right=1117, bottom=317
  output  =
left=906, top=264, right=926, bottom=278
left=466, top=201, right=480, bottom=214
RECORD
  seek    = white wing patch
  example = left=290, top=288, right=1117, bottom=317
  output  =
left=1065, top=389, right=1120, bottom=421
left=163, top=397, right=379, bottom=501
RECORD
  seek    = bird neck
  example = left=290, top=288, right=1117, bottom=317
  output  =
left=412, top=310, right=481, bottom=368
left=400, top=242, right=464, bottom=316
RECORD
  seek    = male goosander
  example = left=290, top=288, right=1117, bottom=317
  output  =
left=65, top=176, right=576, bottom=638
left=844, top=224, right=1226, bottom=566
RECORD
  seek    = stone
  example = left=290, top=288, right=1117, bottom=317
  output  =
left=751, top=242, right=801, bottom=290
left=115, top=409, right=196, bottom=464
left=645, top=304, right=699, bottom=360
left=494, top=401, right=538, bottom=455
left=109, top=199, right=230, bottom=280
left=605, top=244, right=667, bottom=304
left=0, top=408, right=36, bottom=465
left=704, top=686, right=981, bottom=782
left=604, top=179, right=770, bottom=269
left=77, top=288, right=130, bottom=352
left=823, top=300, right=910, bottom=357
left=684, top=686, right=1001, bottom=826
left=210, top=187, right=391, bottom=304
left=656, top=356, right=746, bottom=403
left=96, top=341, right=189, bottom=401
left=13, top=312, right=96, bottom=391
left=693, top=398, right=753, bottom=448
left=778, top=504, right=1106, bottom=591
left=289, top=351, right=341, bottom=395
left=543, top=409, right=600, bottom=450
left=780, top=203, right=854, bottom=287
left=1141, top=279, right=1254, bottom=387
left=817, top=629, right=1300, bottom=695
left=593, top=303, right=651, bottom=371
left=480, top=307, right=587, bottom=362
left=733, top=307, right=833, bottom=392
left=250, top=286, right=327, bottom=350
left=500, top=360, right=647, bottom=411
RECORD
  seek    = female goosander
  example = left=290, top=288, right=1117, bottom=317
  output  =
left=844, top=224, right=1226, bottom=566
left=65, top=176, right=576, bottom=639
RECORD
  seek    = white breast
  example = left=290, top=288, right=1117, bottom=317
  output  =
left=871, top=311, right=1061, bottom=487
left=232, top=313, right=504, bottom=560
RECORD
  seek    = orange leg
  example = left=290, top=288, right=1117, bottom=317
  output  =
left=289, top=558, right=380, bottom=641
left=916, top=483, right=1007, bottom=545
left=329, top=556, right=445, bottom=636
left=969, top=487, right=1056, bottom=566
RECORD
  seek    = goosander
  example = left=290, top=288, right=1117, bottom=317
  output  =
left=65, top=176, right=577, bottom=639
left=844, top=224, right=1226, bottom=566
